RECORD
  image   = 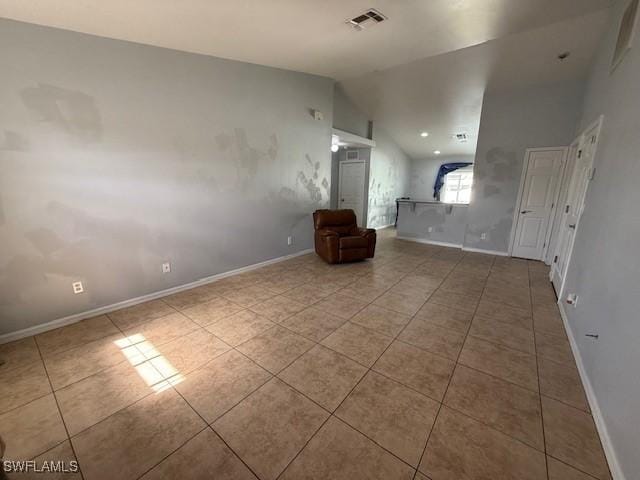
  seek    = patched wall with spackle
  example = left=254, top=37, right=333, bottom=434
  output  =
left=561, top=2, right=640, bottom=477
left=409, top=155, right=475, bottom=200
left=0, top=19, right=333, bottom=335
left=464, top=81, right=584, bottom=253
left=367, top=127, right=411, bottom=229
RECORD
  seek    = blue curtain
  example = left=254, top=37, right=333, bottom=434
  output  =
left=433, top=162, right=473, bottom=200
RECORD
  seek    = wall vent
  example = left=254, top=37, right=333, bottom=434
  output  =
left=347, top=9, right=387, bottom=31
left=346, top=150, right=359, bottom=160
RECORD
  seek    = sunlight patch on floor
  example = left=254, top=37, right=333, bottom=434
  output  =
left=115, top=335, right=185, bottom=393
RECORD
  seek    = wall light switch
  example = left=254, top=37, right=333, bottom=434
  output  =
left=480, top=233, right=487, bottom=240
left=72, top=281, right=84, bottom=294
left=427, top=227, right=433, bottom=233
left=287, top=236, right=293, bottom=246
left=313, top=110, right=324, bottom=121
left=162, top=262, right=171, bottom=273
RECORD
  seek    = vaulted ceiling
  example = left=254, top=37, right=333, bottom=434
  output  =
left=339, top=9, right=610, bottom=159
left=0, top=0, right=613, bottom=158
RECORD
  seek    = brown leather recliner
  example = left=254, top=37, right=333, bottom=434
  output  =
left=313, top=209, right=376, bottom=264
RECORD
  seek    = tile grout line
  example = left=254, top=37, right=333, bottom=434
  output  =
left=1, top=252, right=387, bottom=470
left=213, top=253, right=548, bottom=476
left=528, top=266, right=610, bottom=480
left=273, top=245, right=449, bottom=479
left=411, top=251, right=495, bottom=480
left=32, top=335, right=86, bottom=480
left=268, top=250, right=447, bottom=476
left=131, top=425, right=210, bottom=480
left=47, top=255, right=385, bottom=454
left=528, top=261, right=551, bottom=480
left=205, top=253, right=415, bottom=477
left=388, top=249, right=480, bottom=479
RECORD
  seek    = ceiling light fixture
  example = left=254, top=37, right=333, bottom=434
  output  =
left=420, top=132, right=429, bottom=137
left=331, top=134, right=340, bottom=152
left=434, top=150, right=441, bottom=155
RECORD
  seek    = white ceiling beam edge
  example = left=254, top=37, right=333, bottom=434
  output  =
left=332, top=128, right=376, bottom=148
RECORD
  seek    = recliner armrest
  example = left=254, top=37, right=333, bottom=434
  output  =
left=317, top=228, right=339, bottom=238
left=358, top=227, right=375, bottom=236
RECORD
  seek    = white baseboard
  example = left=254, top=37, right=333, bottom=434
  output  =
left=396, top=236, right=511, bottom=257
left=0, top=248, right=314, bottom=345
left=462, top=246, right=509, bottom=257
left=374, top=224, right=395, bottom=231
left=557, top=302, right=625, bottom=480
left=396, top=236, right=463, bottom=249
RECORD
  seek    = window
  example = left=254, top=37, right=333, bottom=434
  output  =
left=442, top=166, right=474, bottom=204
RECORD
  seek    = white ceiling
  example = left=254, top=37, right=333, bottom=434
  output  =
left=0, top=0, right=612, bottom=158
left=0, top=0, right=611, bottom=80
left=340, top=9, right=610, bottom=159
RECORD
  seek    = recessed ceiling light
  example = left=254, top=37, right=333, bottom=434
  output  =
left=434, top=150, right=441, bottom=155
left=420, top=132, right=429, bottom=137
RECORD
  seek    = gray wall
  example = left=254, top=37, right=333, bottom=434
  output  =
left=0, top=19, right=334, bottom=335
left=562, top=2, right=640, bottom=477
left=397, top=203, right=468, bottom=246
left=367, top=127, right=411, bottom=229
left=409, top=155, right=475, bottom=200
left=464, top=81, right=585, bottom=253
left=332, top=84, right=369, bottom=138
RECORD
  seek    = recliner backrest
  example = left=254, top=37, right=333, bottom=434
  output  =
left=313, top=209, right=357, bottom=236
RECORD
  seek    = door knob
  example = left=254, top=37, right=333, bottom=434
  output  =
left=569, top=224, right=576, bottom=229
left=521, top=210, right=532, bottom=214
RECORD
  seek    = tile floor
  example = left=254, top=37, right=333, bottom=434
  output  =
left=0, top=230, right=612, bottom=480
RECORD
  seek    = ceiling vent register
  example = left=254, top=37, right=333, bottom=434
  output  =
left=347, top=9, right=387, bottom=30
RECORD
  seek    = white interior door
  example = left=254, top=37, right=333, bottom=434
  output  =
left=338, top=160, right=366, bottom=227
left=511, top=148, right=566, bottom=260
left=551, top=118, right=602, bottom=294
left=545, top=141, right=579, bottom=265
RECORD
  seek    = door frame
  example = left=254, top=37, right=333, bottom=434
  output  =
left=338, top=159, right=367, bottom=227
left=507, top=146, right=569, bottom=259
left=550, top=115, right=603, bottom=297
left=545, top=139, right=580, bottom=265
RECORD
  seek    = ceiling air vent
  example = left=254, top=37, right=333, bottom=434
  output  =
left=452, top=133, right=469, bottom=143
left=347, top=9, right=387, bottom=31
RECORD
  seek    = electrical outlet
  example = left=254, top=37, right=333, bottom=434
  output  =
left=480, top=233, right=487, bottom=240
left=72, top=281, right=84, bottom=294
left=566, top=293, right=579, bottom=308
left=162, top=262, right=171, bottom=273
left=287, top=236, right=293, bottom=246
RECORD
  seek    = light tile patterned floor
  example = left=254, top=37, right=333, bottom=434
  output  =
left=0, top=230, right=612, bottom=480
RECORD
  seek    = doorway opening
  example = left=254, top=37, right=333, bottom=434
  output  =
left=330, top=129, right=376, bottom=228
